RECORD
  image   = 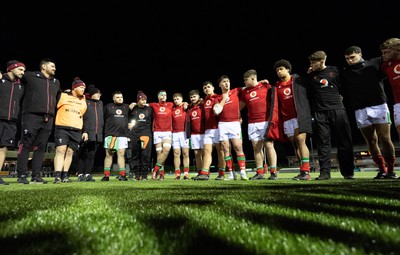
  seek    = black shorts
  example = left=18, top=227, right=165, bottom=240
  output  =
left=54, top=127, right=82, bottom=151
left=0, top=120, right=17, bottom=148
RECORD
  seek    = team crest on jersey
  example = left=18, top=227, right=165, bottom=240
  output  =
left=320, top=79, right=329, bottom=87
left=192, top=111, right=197, bottom=117
left=175, top=109, right=181, bottom=114
left=283, top=88, right=291, bottom=95
left=116, top=109, right=122, bottom=115
left=139, top=113, right=145, bottom=119
left=160, top=107, right=166, bottom=112
left=250, top=91, right=257, bottom=98
left=394, top=64, right=400, bottom=74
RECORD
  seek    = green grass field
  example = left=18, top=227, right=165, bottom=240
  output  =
left=0, top=171, right=399, bottom=255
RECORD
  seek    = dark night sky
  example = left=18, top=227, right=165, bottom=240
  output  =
left=3, top=1, right=398, bottom=104
left=2, top=1, right=399, bottom=164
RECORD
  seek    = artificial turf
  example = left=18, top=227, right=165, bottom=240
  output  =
left=0, top=171, right=399, bottom=255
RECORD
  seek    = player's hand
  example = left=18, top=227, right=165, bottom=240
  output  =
left=82, top=132, right=88, bottom=142
left=129, top=102, right=137, bottom=109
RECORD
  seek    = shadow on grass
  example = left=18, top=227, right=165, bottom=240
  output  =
left=240, top=210, right=399, bottom=254
left=142, top=216, right=253, bottom=255
left=1, top=179, right=399, bottom=254
left=137, top=180, right=400, bottom=254
left=0, top=232, right=75, bottom=255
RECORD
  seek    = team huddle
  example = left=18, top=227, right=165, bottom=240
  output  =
left=1, top=37, right=399, bottom=185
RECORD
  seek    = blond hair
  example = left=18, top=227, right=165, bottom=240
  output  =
left=380, top=38, right=400, bottom=50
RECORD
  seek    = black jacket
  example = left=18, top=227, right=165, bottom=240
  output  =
left=83, top=98, right=104, bottom=142
left=341, top=57, right=386, bottom=110
left=21, top=71, right=61, bottom=116
left=0, top=74, right=24, bottom=122
left=292, top=74, right=313, bottom=134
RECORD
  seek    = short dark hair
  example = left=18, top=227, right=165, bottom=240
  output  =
left=112, top=90, right=123, bottom=97
left=189, top=89, right=200, bottom=96
left=218, top=75, right=229, bottom=84
left=172, top=92, right=182, bottom=98
left=243, top=69, right=257, bottom=79
left=308, top=51, right=327, bottom=61
left=202, top=81, right=213, bottom=87
left=344, top=46, right=362, bottom=55
left=274, top=59, right=292, bottom=72
left=39, top=58, right=55, bottom=68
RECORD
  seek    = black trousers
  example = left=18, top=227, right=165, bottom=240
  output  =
left=314, top=109, right=355, bottom=177
left=128, top=135, right=152, bottom=177
left=77, top=141, right=100, bottom=175
left=17, top=113, right=54, bottom=177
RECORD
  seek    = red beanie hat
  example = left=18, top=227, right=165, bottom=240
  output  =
left=72, top=77, right=86, bottom=89
left=137, top=90, right=147, bottom=101
left=7, top=60, right=26, bottom=72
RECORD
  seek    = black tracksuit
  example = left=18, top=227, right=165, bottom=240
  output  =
left=17, top=71, right=61, bottom=178
left=0, top=73, right=24, bottom=147
left=0, top=74, right=24, bottom=122
left=306, top=66, right=355, bottom=177
left=78, top=98, right=104, bottom=175
left=128, top=105, right=153, bottom=178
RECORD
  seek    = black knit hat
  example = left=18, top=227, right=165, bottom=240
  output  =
left=87, top=84, right=100, bottom=97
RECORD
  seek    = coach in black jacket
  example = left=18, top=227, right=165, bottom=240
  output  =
left=0, top=60, right=25, bottom=185
left=77, top=85, right=104, bottom=182
left=16, top=58, right=61, bottom=184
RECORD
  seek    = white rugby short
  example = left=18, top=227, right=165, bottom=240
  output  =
left=355, top=103, right=391, bottom=129
left=153, top=131, right=172, bottom=144
left=283, top=118, right=299, bottom=137
left=104, top=136, right=128, bottom=149
left=203, top=128, right=220, bottom=145
left=218, top=121, right=242, bottom=141
left=172, top=131, right=189, bottom=149
left=393, top=103, right=400, bottom=127
left=247, top=121, right=268, bottom=142
left=190, top=134, right=204, bottom=149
